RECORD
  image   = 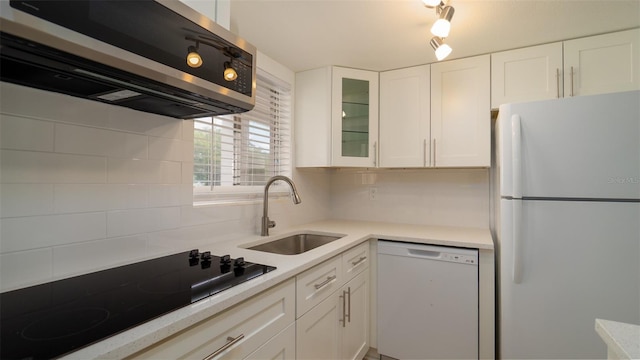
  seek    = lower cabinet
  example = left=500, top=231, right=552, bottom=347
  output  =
left=297, top=242, right=370, bottom=360
left=127, top=278, right=295, bottom=360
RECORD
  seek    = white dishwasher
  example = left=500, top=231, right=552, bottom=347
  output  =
left=377, top=240, right=478, bottom=360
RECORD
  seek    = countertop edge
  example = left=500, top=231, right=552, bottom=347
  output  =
left=595, top=318, right=640, bottom=359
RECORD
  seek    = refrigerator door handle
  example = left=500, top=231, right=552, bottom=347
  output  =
left=512, top=199, right=523, bottom=284
left=511, top=115, right=522, bottom=199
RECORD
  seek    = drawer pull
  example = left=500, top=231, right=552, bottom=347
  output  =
left=351, top=256, right=367, bottom=267
left=203, top=334, right=245, bottom=360
left=314, top=275, right=337, bottom=290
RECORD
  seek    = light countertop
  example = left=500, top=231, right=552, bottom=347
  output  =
left=595, top=319, right=640, bottom=359
left=62, top=219, right=493, bottom=359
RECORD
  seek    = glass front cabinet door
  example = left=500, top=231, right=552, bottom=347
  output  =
left=331, top=67, right=379, bottom=167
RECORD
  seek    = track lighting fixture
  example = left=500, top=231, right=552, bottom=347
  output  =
left=430, top=36, right=452, bottom=61
left=424, top=0, right=455, bottom=61
left=185, top=36, right=239, bottom=81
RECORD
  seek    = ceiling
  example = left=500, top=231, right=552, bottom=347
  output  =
left=229, top=0, right=640, bottom=73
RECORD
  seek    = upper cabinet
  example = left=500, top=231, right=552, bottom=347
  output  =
left=379, top=65, right=431, bottom=168
left=431, top=55, right=491, bottom=168
left=564, top=29, right=640, bottom=97
left=491, top=43, right=563, bottom=108
left=295, top=66, right=378, bottom=167
left=492, top=28, right=640, bottom=108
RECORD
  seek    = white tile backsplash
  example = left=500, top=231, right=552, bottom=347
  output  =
left=0, top=212, right=107, bottom=252
left=0, top=150, right=107, bottom=183
left=0, top=115, right=54, bottom=151
left=329, top=168, right=490, bottom=228
left=1, top=184, right=54, bottom=217
left=53, top=184, right=149, bottom=213
left=52, top=235, right=149, bottom=278
left=54, top=123, right=149, bottom=159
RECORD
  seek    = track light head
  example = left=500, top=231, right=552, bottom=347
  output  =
left=431, top=5, right=454, bottom=38
left=223, top=61, right=238, bottom=81
left=186, top=45, right=202, bottom=68
left=430, top=36, right=452, bottom=61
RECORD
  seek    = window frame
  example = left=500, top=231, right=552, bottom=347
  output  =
left=193, top=67, right=293, bottom=204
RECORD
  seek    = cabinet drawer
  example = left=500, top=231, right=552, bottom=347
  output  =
left=342, top=241, right=370, bottom=281
left=296, top=256, right=343, bottom=318
left=244, top=322, right=295, bottom=360
left=129, top=278, right=295, bottom=360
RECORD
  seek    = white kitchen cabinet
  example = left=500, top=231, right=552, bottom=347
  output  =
left=296, top=255, right=343, bottom=318
left=431, top=54, right=491, bottom=167
left=128, top=278, right=295, bottom=360
left=491, top=43, right=564, bottom=108
left=296, top=241, right=370, bottom=360
left=295, top=66, right=379, bottom=167
left=564, top=28, right=640, bottom=97
left=491, top=29, right=640, bottom=108
left=379, top=65, right=431, bottom=168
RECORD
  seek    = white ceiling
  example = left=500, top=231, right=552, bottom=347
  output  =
left=229, top=0, right=640, bottom=73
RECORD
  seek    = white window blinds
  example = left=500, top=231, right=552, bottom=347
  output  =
left=194, top=70, right=291, bottom=198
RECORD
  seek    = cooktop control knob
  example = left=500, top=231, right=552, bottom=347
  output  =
left=189, top=249, right=199, bottom=259
left=220, top=254, right=231, bottom=265
left=200, top=251, right=212, bottom=261
left=234, top=257, right=246, bottom=268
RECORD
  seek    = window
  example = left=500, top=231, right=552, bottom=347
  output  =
left=193, top=70, right=292, bottom=202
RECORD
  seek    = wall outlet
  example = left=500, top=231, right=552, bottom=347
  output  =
left=369, top=187, right=377, bottom=200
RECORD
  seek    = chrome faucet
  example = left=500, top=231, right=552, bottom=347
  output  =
left=262, top=175, right=302, bottom=236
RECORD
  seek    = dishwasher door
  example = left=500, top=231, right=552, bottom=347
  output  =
left=377, top=240, right=479, bottom=360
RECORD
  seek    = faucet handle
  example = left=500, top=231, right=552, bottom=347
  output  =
left=268, top=219, right=276, bottom=229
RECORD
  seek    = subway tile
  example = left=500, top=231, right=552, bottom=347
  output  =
left=107, top=108, right=182, bottom=139
left=107, top=207, right=181, bottom=238
left=0, top=115, right=54, bottom=151
left=55, top=123, right=148, bottom=159
left=0, top=248, right=53, bottom=292
left=0, top=212, right=107, bottom=252
left=0, top=150, right=107, bottom=183
left=52, top=235, right=149, bottom=278
left=1, top=184, right=54, bottom=218
left=148, top=137, right=184, bottom=161
left=54, top=184, right=148, bottom=213
left=182, top=119, right=194, bottom=142
left=148, top=184, right=184, bottom=207
left=0, top=82, right=110, bottom=128
left=160, top=161, right=182, bottom=184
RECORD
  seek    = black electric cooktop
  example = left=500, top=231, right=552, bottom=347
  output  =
left=0, top=250, right=275, bottom=359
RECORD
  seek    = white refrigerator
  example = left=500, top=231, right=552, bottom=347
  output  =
left=493, top=90, right=640, bottom=359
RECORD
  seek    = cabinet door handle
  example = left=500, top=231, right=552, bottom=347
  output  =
left=373, top=141, right=377, bottom=167
left=314, top=275, right=337, bottom=290
left=570, top=66, right=575, bottom=97
left=340, top=290, right=347, bottom=327
left=351, top=256, right=367, bottom=267
left=423, top=139, right=428, bottom=167
left=203, top=334, right=245, bottom=360
left=346, top=286, right=351, bottom=323
left=556, top=68, right=561, bottom=98
left=433, top=138, right=437, bottom=167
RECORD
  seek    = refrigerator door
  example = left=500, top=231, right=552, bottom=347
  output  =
left=498, top=90, right=640, bottom=200
left=499, top=199, right=640, bottom=359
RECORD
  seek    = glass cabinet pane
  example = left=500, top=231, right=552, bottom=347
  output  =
left=341, top=78, right=370, bottom=157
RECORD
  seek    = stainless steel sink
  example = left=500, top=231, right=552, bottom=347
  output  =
left=247, top=233, right=343, bottom=255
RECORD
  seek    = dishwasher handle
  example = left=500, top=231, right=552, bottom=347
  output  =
left=408, top=249, right=442, bottom=259
left=378, top=240, right=478, bottom=265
